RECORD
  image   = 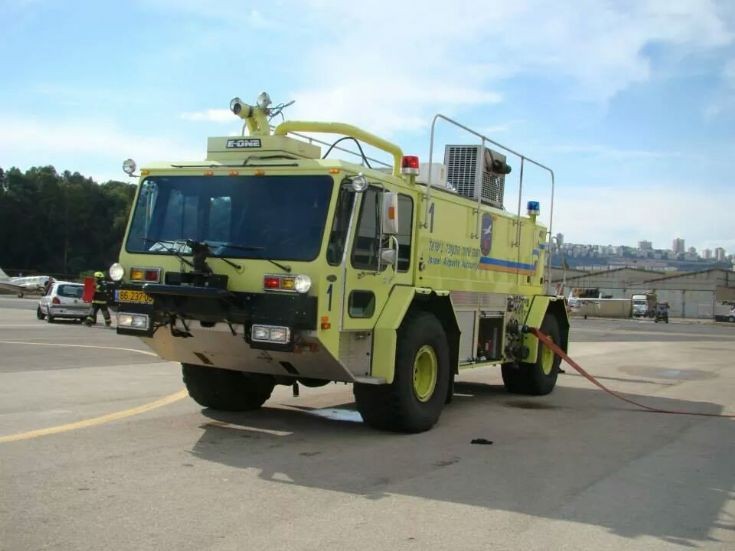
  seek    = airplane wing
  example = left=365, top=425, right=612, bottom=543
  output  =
left=0, top=281, right=26, bottom=296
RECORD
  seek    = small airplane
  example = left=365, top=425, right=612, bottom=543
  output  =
left=0, top=268, right=51, bottom=298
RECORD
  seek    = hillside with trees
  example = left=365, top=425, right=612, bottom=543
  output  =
left=0, top=166, right=136, bottom=278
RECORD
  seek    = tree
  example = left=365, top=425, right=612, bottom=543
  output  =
left=0, top=165, right=136, bottom=277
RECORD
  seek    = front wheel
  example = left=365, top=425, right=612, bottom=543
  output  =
left=354, top=311, right=450, bottom=433
left=182, top=364, right=275, bottom=411
left=502, top=315, right=561, bottom=395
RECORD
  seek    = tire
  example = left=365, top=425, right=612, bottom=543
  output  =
left=36, top=306, right=45, bottom=320
left=182, top=364, right=275, bottom=411
left=501, top=315, right=561, bottom=396
left=46, top=312, right=54, bottom=323
left=354, top=311, right=450, bottom=433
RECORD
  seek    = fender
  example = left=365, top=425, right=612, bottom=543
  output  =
left=371, top=286, right=417, bottom=384
left=521, top=295, right=570, bottom=364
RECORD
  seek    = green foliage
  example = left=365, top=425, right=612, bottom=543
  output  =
left=0, top=166, right=136, bottom=276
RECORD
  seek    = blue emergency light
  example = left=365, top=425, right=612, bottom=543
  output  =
left=527, top=201, right=540, bottom=216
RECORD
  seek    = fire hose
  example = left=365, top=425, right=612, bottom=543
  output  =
left=529, top=327, right=735, bottom=419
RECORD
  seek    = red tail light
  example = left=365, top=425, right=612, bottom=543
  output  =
left=52, top=297, right=61, bottom=305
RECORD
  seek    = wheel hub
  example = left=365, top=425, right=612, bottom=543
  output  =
left=412, top=345, right=438, bottom=402
left=540, top=339, right=555, bottom=375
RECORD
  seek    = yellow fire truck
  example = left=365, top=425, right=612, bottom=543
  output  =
left=110, top=92, right=569, bottom=432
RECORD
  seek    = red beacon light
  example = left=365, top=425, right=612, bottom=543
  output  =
left=401, top=155, right=420, bottom=176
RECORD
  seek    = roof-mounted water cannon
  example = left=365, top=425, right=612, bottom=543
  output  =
left=229, top=92, right=272, bottom=136
left=486, top=149, right=512, bottom=176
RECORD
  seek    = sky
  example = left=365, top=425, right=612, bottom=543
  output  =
left=1, top=0, right=734, bottom=253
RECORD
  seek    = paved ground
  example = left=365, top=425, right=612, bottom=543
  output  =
left=0, top=296, right=733, bottom=550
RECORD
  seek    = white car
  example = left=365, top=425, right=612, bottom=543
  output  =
left=37, top=281, right=92, bottom=323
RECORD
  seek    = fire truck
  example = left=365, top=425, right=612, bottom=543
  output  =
left=110, top=92, right=569, bottom=432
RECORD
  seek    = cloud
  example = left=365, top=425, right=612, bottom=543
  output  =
left=549, top=144, right=680, bottom=161
left=139, top=1, right=734, bottom=138
left=297, top=0, right=732, bottom=102
left=554, top=183, right=734, bottom=251
left=706, top=58, right=735, bottom=118
left=290, top=80, right=501, bottom=136
left=180, top=109, right=235, bottom=123
left=0, top=115, right=201, bottom=182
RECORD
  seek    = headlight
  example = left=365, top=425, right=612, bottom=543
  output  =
left=251, top=324, right=290, bottom=344
left=294, top=274, right=311, bottom=293
left=117, top=313, right=149, bottom=330
left=109, top=263, right=125, bottom=282
left=122, top=158, right=137, bottom=176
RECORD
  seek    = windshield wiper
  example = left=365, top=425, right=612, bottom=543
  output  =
left=211, top=241, right=292, bottom=273
left=140, top=238, right=291, bottom=274
left=140, top=238, right=195, bottom=268
left=187, top=240, right=242, bottom=271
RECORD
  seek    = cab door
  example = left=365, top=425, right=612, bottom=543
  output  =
left=341, top=185, right=415, bottom=331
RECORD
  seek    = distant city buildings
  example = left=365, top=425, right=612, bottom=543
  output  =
left=672, top=238, right=685, bottom=254
left=552, top=238, right=732, bottom=272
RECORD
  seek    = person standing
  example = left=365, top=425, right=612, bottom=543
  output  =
left=85, top=272, right=111, bottom=327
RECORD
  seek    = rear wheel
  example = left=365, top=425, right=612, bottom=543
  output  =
left=182, top=364, right=275, bottom=411
left=36, top=306, right=45, bottom=320
left=502, top=315, right=561, bottom=395
left=354, top=311, right=450, bottom=433
left=46, top=312, right=54, bottom=323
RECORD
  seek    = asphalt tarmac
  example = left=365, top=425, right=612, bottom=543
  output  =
left=1, top=296, right=733, bottom=550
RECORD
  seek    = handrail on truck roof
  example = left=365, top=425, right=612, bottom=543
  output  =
left=425, top=114, right=556, bottom=294
left=274, top=121, right=404, bottom=177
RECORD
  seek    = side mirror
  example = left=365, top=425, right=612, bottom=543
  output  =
left=380, top=248, right=397, bottom=265
left=382, top=192, right=399, bottom=235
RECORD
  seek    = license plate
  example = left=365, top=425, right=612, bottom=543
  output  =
left=118, top=289, right=154, bottom=304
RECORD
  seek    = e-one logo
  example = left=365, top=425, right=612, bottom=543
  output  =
left=226, top=138, right=261, bottom=149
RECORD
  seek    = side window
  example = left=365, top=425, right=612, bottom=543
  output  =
left=327, top=186, right=356, bottom=266
left=349, top=290, right=376, bottom=318
left=397, top=194, right=413, bottom=272
left=350, top=187, right=382, bottom=270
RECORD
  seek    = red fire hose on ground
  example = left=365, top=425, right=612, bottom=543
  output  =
left=529, top=327, right=735, bottom=419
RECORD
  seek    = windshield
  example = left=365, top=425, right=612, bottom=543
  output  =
left=126, top=175, right=333, bottom=261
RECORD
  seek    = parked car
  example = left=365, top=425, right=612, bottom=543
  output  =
left=714, top=302, right=735, bottom=323
left=37, top=281, right=92, bottom=323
